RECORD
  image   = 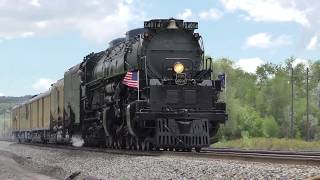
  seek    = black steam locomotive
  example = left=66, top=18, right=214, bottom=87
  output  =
left=12, top=18, right=227, bottom=152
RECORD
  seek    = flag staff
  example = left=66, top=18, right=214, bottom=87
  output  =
left=137, top=70, right=140, bottom=101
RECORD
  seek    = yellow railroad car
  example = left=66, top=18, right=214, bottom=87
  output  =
left=19, top=104, right=27, bottom=132
left=31, top=100, right=38, bottom=130
left=12, top=91, right=52, bottom=142
left=43, top=94, right=51, bottom=129
left=38, top=97, right=43, bottom=129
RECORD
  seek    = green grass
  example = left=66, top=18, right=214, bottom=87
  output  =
left=213, top=137, right=320, bottom=151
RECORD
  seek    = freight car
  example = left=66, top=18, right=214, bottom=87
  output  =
left=11, top=18, right=227, bottom=152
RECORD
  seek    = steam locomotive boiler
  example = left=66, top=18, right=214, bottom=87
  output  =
left=12, top=18, right=227, bottom=152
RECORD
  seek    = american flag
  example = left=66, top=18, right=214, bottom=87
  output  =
left=122, top=71, right=139, bottom=88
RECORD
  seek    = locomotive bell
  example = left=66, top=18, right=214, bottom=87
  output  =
left=167, top=19, right=178, bottom=29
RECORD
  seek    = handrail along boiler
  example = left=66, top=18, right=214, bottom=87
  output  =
left=11, top=18, right=227, bottom=152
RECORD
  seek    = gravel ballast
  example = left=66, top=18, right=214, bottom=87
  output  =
left=0, top=141, right=319, bottom=179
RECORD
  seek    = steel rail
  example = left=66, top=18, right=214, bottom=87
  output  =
left=206, top=148, right=320, bottom=156
left=2, top=140, right=320, bottom=165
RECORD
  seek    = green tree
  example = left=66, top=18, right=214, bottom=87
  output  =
left=209, top=56, right=320, bottom=141
left=262, top=116, right=280, bottom=137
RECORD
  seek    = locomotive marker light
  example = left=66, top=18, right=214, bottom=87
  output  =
left=193, top=33, right=200, bottom=40
left=143, top=32, right=149, bottom=39
left=173, top=62, right=184, bottom=74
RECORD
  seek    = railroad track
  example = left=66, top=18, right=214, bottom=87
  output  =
left=3, top=140, right=320, bottom=165
left=198, top=148, right=320, bottom=165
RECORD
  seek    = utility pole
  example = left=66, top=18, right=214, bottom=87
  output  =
left=290, top=66, right=294, bottom=138
left=306, top=68, right=310, bottom=141
left=3, top=111, right=5, bottom=137
left=9, top=109, right=11, bottom=138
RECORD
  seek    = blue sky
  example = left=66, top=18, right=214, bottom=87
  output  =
left=0, top=0, right=319, bottom=96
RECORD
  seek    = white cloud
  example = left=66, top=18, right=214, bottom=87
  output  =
left=306, top=34, right=318, bottom=50
left=0, top=0, right=144, bottom=43
left=177, top=9, right=193, bottom=20
left=125, top=0, right=133, bottom=4
left=292, top=58, right=309, bottom=68
left=78, top=2, right=137, bottom=44
left=220, top=0, right=310, bottom=27
left=199, top=8, right=222, bottom=20
left=20, top=32, right=35, bottom=38
left=32, top=78, right=55, bottom=93
left=220, top=1, right=320, bottom=50
left=35, top=21, right=48, bottom=29
left=244, top=33, right=292, bottom=49
left=236, top=57, right=265, bottom=73
left=245, top=33, right=271, bottom=48
left=178, top=8, right=223, bottom=21
left=0, top=92, right=4, bottom=96
left=30, top=0, right=41, bottom=7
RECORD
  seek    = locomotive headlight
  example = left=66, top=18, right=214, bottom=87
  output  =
left=174, top=62, right=184, bottom=73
